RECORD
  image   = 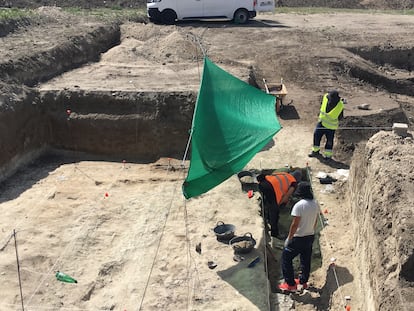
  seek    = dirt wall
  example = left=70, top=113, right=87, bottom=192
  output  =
left=0, top=13, right=195, bottom=180
left=349, top=131, right=414, bottom=311
left=335, top=108, right=410, bottom=163
left=40, top=90, right=195, bottom=161
left=0, top=83, right=50, bottom=180
left=0, top=23, right=121, bottom=86
left=348, top=46, right=414, bottom=72
left=0, top=87, right=195, bottom=181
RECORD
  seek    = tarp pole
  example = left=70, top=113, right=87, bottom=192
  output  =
left=181, top=56, right=207, bottom=168
left=260, top=196, right=273, bottom=311
left=181, top=128, right=193, bottom=168
left=13, top=229, right=25, bottom=311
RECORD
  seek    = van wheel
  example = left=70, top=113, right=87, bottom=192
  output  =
left=234, top=9, right=249, bottom=24
left=161, top=9, right=177, bottom=25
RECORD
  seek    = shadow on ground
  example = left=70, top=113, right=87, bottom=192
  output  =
left=278, top=104, right=300, bottom=120
left=217, top=246, right=270, bottom=311
left=312, top=154, right=350, bottom=170
left=175, top=19, right=291, bottom=29
left=292, top=265, right=354, bottom=311
left=0, top=151, right=152, bottom=204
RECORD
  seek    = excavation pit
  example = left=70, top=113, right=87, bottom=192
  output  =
left=0, top=9, right=413, bottom=311
left=339, top=46, right=414, bottom=96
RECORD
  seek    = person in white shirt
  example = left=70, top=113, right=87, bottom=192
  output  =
left=278, top=181, right=319, bottom=292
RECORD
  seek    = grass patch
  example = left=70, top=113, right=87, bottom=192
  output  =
left=0, top=8, right=35, bottom=21
left=63, top=7, right=147, bottom=22
left=0, top=7, right=147, bottom=24
left=274, top=7, right=414, bottom=15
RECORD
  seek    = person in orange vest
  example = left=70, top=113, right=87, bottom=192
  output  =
left=257, top=169, right=302, bottom=247
left=308, top=90, right=345, bottom=161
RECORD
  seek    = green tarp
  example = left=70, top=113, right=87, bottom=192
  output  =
left=182, top=57, right=281, bottom=199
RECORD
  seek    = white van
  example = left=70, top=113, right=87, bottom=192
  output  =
left=147, top=0, right=274, bottom=25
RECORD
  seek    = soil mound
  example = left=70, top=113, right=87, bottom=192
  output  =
left=121, top=26, right=202, bottom=63
left=350, top=131, right=414, bottom=310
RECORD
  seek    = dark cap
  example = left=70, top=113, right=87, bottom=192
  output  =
left=294, top=181, right=314, bottom=199
left=328, top=90, right=340, bottom=100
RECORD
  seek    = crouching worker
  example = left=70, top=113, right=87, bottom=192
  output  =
left=279, top=181, right=319, bottom=292
left=256, top=169, right=302, bottom=247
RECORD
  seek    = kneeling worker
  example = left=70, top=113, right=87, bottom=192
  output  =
left=257, top=169, right=302, bottom=247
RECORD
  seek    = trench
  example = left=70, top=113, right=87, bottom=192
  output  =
left=238, top=167, right=323, bottom=294
left=1, top=20, right=413, bottom=311
left=0, top=89, right=197, bottom=181
left=335, top=46, right=414, bottom=97
left=348, top=46, right=414, bottom=72
left=332, top=45, right=414, bottom=162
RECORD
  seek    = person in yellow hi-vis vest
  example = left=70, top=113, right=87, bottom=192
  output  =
left=308, top=90, right=345, bottom=161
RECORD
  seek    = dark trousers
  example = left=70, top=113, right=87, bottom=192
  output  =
left=264, top=202, right=281, bottom=237
left=281, top=235, right=315, bottom=286
left=313, top=122, right=335, bottom=151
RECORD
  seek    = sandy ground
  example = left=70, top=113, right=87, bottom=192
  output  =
left=1, top=9, right=414, bottom=311
left=0, top=123, right=354, bottom=311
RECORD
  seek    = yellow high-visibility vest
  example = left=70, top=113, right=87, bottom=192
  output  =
left=318, top=93, right=344, bottom=130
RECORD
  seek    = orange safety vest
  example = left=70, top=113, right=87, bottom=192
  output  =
left=265, top=172, right=296, bottom=205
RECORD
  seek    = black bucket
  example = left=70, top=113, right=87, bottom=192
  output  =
left=213, top=221, right=235, bottom=242
left=229, top=232, right=256, bottom=254
left=237, top=171, right=258, bottom=192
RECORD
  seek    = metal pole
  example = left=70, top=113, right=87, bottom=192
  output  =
left=13, top=229, right=25, bottom=311
left=262, top=78, right=270, bottom=93
left=258, top=193, right=273, bottom=311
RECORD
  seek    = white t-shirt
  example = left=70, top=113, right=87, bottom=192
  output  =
left=291, top=199, right=319, bottom=237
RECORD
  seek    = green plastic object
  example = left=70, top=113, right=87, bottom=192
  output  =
left=55, top=271, right=77, bottom=283
left=182, top=57, right=281, bottom=199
